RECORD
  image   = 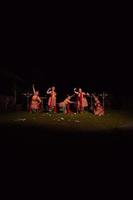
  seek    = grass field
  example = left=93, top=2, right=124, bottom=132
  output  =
left=1, top=109, right=133, bottom=161
left=0, top=109, right=133, bottom=133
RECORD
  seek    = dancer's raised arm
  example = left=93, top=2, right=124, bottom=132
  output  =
left=86, top=92, right=90, bottom=96
left=32, top=84, right=36, bottom=94
left=46, top=88, right=51, bottom=94
left=74, top=88, right=78, bottom=95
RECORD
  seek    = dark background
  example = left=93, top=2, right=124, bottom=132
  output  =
left=1, top=6, right=132, bottom=97
left=0, top=3, right=133, bottom=166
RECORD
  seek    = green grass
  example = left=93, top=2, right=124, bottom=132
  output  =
left=0, top=109, right=132, bottom=132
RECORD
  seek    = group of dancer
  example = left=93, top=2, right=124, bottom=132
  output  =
left=30, top=85, right=104, bottom=116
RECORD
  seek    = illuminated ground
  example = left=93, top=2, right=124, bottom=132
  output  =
left=0, top=109, right=133, bottom=132
left=0, top=110, right=133, bottom=161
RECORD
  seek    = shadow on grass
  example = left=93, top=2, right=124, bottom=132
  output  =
left=1, top=123, right=133, bottom=162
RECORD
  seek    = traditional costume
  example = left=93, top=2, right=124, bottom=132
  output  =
left=74, top=88, right=89, bottom=113
left=47, top=87, right=57, bottom=112
left=30, top=85, right=41, bottom=112
left=93, top=95, right=104, bottom=116
left=59, top=96, right=73, bottom=114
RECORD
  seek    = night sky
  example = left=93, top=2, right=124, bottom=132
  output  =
left=1, top=7, right=132, bottom=96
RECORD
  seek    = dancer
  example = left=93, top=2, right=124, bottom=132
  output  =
left=46, top=86, right=57, bottom=112
left=92, top=94, right=104, bottom=116
left=59, top=95, right=74, bottom=114
left=30, top=84, right=41, bottom=113
left=74, top=88, right=89, bottom=113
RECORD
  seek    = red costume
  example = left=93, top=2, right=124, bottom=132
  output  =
left=59, top=96, right=73, bottom=114
left=93, top=95, right=104, bottom=116
left=47, top=87, right=57, bottom=112
left=30, top=85, right=41, bottom=112
left=74, top=88, right=89, bottom=113
left=30, top=94, right=41, bottom=111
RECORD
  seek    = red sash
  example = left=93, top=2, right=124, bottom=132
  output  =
left=66, top=103, right=70, bottom=113
left=49, top=96, right=52, bottom=108
left=49, top=92, right=56, bottom=112
left=76, top=92, right=83, bottom=111
left=80, top=92, right=83, bottom=110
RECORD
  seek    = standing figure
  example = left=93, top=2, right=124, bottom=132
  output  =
left=30, top=84, right=41, bottom=113
left=74, top=88, right=89, bottom=113
left=46, top=86, right=57, bottom=112
left=59, top=95, right=74, bottom=114
left=92, top=94, right=104, bottom=116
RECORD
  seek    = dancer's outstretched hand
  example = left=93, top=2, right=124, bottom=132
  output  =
left=86, top=92, right=90, bottom=96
